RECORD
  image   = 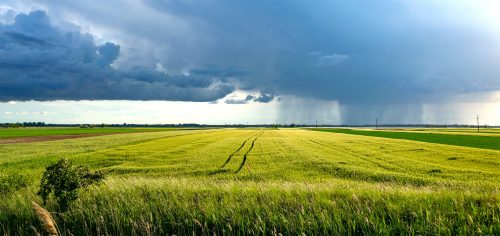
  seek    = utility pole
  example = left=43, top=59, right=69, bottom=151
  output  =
left=375, top=118, right=378, bottom=130
left=476, top=115, right=480, bottom=133
left=315, top=120, right=318, bottom=128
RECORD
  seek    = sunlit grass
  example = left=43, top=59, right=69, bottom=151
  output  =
left=0, top=127, right=191, bottom=139
left=0, top=128, right=498, bottom=235
left=314, top=128, right=500, bottom=150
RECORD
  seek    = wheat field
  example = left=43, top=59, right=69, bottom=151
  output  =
left=0, top=128, right=498, bottom=235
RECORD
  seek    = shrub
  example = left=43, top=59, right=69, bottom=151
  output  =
left=38, top=159, right=105, bottom=211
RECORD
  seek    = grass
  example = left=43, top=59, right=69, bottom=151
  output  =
left=0, top=127, right=189, bottom=139
left=313, top=128, right=500, bottom=150
left=389, top=128, right=500, bottom=135
left=0, top=128, right=498, bottom=235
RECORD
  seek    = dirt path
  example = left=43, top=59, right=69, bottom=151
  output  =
left=0, top=133, right=119, bottom=144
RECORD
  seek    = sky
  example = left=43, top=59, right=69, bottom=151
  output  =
left=0, top=0, right=499, bottom=125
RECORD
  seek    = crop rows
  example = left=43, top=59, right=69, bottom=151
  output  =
left=0, top=128, right=498, bottom=235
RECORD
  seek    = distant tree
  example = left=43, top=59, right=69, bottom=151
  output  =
left=9, top=123, right=22, bottom=128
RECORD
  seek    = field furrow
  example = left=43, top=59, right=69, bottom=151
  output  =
left=236, top=130, right=264, bottom=173
left=0, top=128, right=498, bottom=235
left=221, top=130, right=261, bottom=168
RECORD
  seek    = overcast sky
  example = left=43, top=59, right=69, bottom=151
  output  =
left=0, top=1, right=499, bottom=125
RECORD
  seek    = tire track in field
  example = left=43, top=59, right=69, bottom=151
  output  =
left=89, top=129, right=220, bottom=155
left=220, top=130, right=261, bottom=168
left=304, top=138, right=406, bottom=173
left=304, top=137, right=491, bottom=179
left=236, top=131, right=264, bottom=173
left=97, top=130, right=220, bottom=155
left=299, top=137, right=435, bottom=185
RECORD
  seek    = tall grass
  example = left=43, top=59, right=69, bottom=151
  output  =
left=32, top=201, right=58, bottom=236
left=1, top=178, right=498, bottom=235
left=0, top=128, right=498, bottom=235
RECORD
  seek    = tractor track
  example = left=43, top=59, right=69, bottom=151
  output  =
left=236, top=131, right=264, bottom=173
left=304, top=138, right=405, bottom=173
left=220, top=130, right=261, bottom=168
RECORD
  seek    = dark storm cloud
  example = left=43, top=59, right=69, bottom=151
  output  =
left=188, top=66, right=247, bottom=78
left=223, top=91, right=276, bottom=104
left=253, top=91, right=275, bottom=103
left=0, top=11, right=237, bottom=102
left=96, top=42, right=120, bottom=67
left=2, top=1, right=500, bottom=109
left=137, top=0, right=500, bottom=105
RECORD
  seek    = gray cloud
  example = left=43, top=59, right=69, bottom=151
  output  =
left=223, top=91, right=275, bottom=104
left=134, top=0, right=500, bottom=105
left=0, top=11, right=238, bottom=102
left=1, top=1, right=500, bottom=123
left=253, top=91, right=275, bottom=103
left=96, top=42, right=120, bottom=67
left=224, top=98, right=248, bottom=105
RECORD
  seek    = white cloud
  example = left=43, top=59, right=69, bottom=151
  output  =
left=10, top=111, right=54, bottom=116
left=32, top=111, right=55, bottom=115
left=316, top=54, right=350, bottom=67
left=15, top=111, right=29, bottom=115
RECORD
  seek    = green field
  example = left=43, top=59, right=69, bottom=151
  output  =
left=0, top=127, right=186, bottom=139
left=0, top=128, right=498, bottom=235
left=387, top=128, right=500, bottom=135
left=315, top=128, right=500, bottom=150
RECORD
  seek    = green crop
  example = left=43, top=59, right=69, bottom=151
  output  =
left=314, top=128, right=500, bottom=150
left=0, top=127, right=188, bottom=139
left=0, top=128, right=498, bottom=235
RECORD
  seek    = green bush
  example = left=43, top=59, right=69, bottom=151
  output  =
left=38, top=159, right=105, bottom=211
left=0, top=173, right=28, bottom=194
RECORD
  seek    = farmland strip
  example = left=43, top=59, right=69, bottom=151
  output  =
left=313, top=128, right=500, bottom=150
